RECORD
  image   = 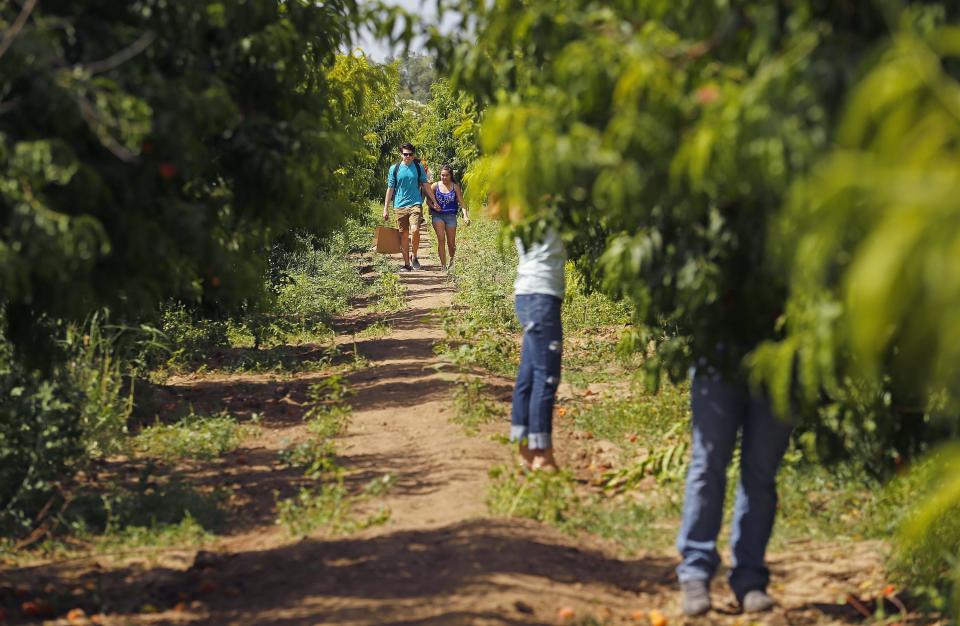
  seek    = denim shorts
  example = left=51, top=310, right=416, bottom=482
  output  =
left=431, top=212, right=457, bottom=228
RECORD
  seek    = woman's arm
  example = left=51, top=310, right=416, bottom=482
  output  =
left=455, top=184, right=470, bottom=224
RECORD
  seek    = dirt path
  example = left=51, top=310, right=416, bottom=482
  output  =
left=333, top=260, right=499, bottom=532
left=181, top=242, right=679, bottom=625
left=4, top=239, right=895, bottom=625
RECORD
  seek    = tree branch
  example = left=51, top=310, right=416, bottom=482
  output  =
left=0, top=0, right=38, bottom=61
left=82, top=31, right=156, bottom=75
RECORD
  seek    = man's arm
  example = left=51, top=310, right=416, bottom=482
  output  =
left=422, top=181, right=439, bottom=209
left=383, top=188, right=394, bottom=220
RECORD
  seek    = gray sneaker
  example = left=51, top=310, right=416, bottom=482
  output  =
left=398, top=265, right=412, bottom=273
left=411, top=257, right=422, bottom=270
left=740, top=589, right=775, bottom=613
left=681, top=580, right=711, bottom=616
left=448, top=256, right=455, bottom=270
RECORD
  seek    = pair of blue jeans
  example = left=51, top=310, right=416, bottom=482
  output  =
left=676, top=370, right=793, bottom=599
left=510, top=294, right=563, bottom=450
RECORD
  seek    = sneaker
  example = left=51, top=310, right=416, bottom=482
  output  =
left=411, top=257, right=422, bottom=270
left=740, top=589, right=775, bottom=613
left=448, top=256, right=455, bottom=270
left=680, top=580, right=712, bottom=616
left=399, top=265, right=413, bottom=273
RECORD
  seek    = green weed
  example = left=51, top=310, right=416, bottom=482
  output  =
left=95, top=513, right=212, bottom=552
left=303, top=374, right=353, bottom=439
left=453, top=376, right=502, bottom=433
left=276, top=477, right=392, bottom=537
left=570, top=380, right=690, bottom=443
left=357, top=320, right=392, bottom=339
left=487, top=465, right=672, bottom=552
left=132, top=412, right=250, bottom=461
left=278, top=438, right=338, bottom=479
left=370, top=257, right=406, bottom=313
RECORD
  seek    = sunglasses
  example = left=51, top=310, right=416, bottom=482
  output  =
left=401, top=152, right=414, bottom=157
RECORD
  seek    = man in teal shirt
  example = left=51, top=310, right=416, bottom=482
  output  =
left=383, top=143, right=438, bottom=271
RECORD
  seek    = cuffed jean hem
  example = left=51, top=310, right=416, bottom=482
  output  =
left=528, top=433, right=552, bottom=449
left=677, top=569, right=712, bottom=583
left=509, top=426, right=553, bottom=450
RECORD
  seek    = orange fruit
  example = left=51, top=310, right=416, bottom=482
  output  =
left=67, top=608, right=88, bottom=621
left=649, top=608, right=667, bottom=626
left=21, top=600, right=52, bottom=618
left=557, top=606, right=576, bottom=620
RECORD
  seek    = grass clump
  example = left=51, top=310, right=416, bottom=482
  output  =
left=277, top=478, right=392, bottom=537
left=356, top=320, right=392, bottom=339
left=303, top=374, right=353, bottom=438
left=875, top=445, right=960, bottom=615
left=487, top=465, right=671, bottom=552
left=453, top=376, right=502, bottom=433
left=132, top=412, right=250, bottom=461
left=278, top=439, right=338, bottom=478
left=369, top=257, right=406, bottom=314
left=275, top=373, right=392, bottom=537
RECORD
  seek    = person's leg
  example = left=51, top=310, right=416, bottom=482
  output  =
left=396, top=212, right=411, bottom=268
left=511, top=295, right=536, bottom=464
left=676, top=372, right=744, bottom=598
left=525, top=295, right=562, bottom=468
left=446, top=223, right=457, bottom=265
left=411, top=209, right=422, bottom=267
left=727, top=390, right=793, bottom=604
left=432, top=218, right=448, bottom=267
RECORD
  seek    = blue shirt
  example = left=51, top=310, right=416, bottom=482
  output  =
left=388, top=162, right=427, bottom=209
left=433, top=183, right=458, bottom=214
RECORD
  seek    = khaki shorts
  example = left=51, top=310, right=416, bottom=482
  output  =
left=395, top=205, right=424, bottom=233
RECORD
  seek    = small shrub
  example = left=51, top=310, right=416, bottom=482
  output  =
left=886, top=445, right=960, bottom=615
left=158, top=303, right=229, bottom=363
left=356, top=320, right=392, bottom=339
left=487, top=465, right=580, bottom=524
left=278, top=438, right=338, bottom=478
left=61, top=314, right=133, bottom=457
left=0, top=313, right=131, bottom=534
left=453, top=376, right=502, bottom=433
left=277, top=478, right=391, bottom=537
left=132, top=412, right=248, bottom=461
left=370, top=260, right=406, bottom=313
left=487, top=465, right=668, bottom=551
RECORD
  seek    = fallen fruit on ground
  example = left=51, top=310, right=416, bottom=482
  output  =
left=67, top=608, right=88, bottom=621
left=649, top=608, right=667, bottom=626
left=630, top=609, right=645, bottom=621
left=557, top=606, right=576, bottom=620
left=21, top=599, right=53, bottom=618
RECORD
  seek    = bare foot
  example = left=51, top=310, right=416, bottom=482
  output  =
left=530, top=448, right=558, bottom=472
left=518, top=442, right=535, bottom=470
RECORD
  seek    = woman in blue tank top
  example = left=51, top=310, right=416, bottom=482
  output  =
left=430, top=165, right=471, bottom=271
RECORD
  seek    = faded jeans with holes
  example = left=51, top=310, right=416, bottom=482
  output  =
left=510, top=294, right=563, bottom=450
left=676, top=369, right=793, bottom=599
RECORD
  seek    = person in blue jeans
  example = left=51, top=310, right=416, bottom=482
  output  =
left=510, top=227, right=565, bottom=471
left=677, top=365, right=794, bottom=615
left=430, top=165, right=471, bottom=271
